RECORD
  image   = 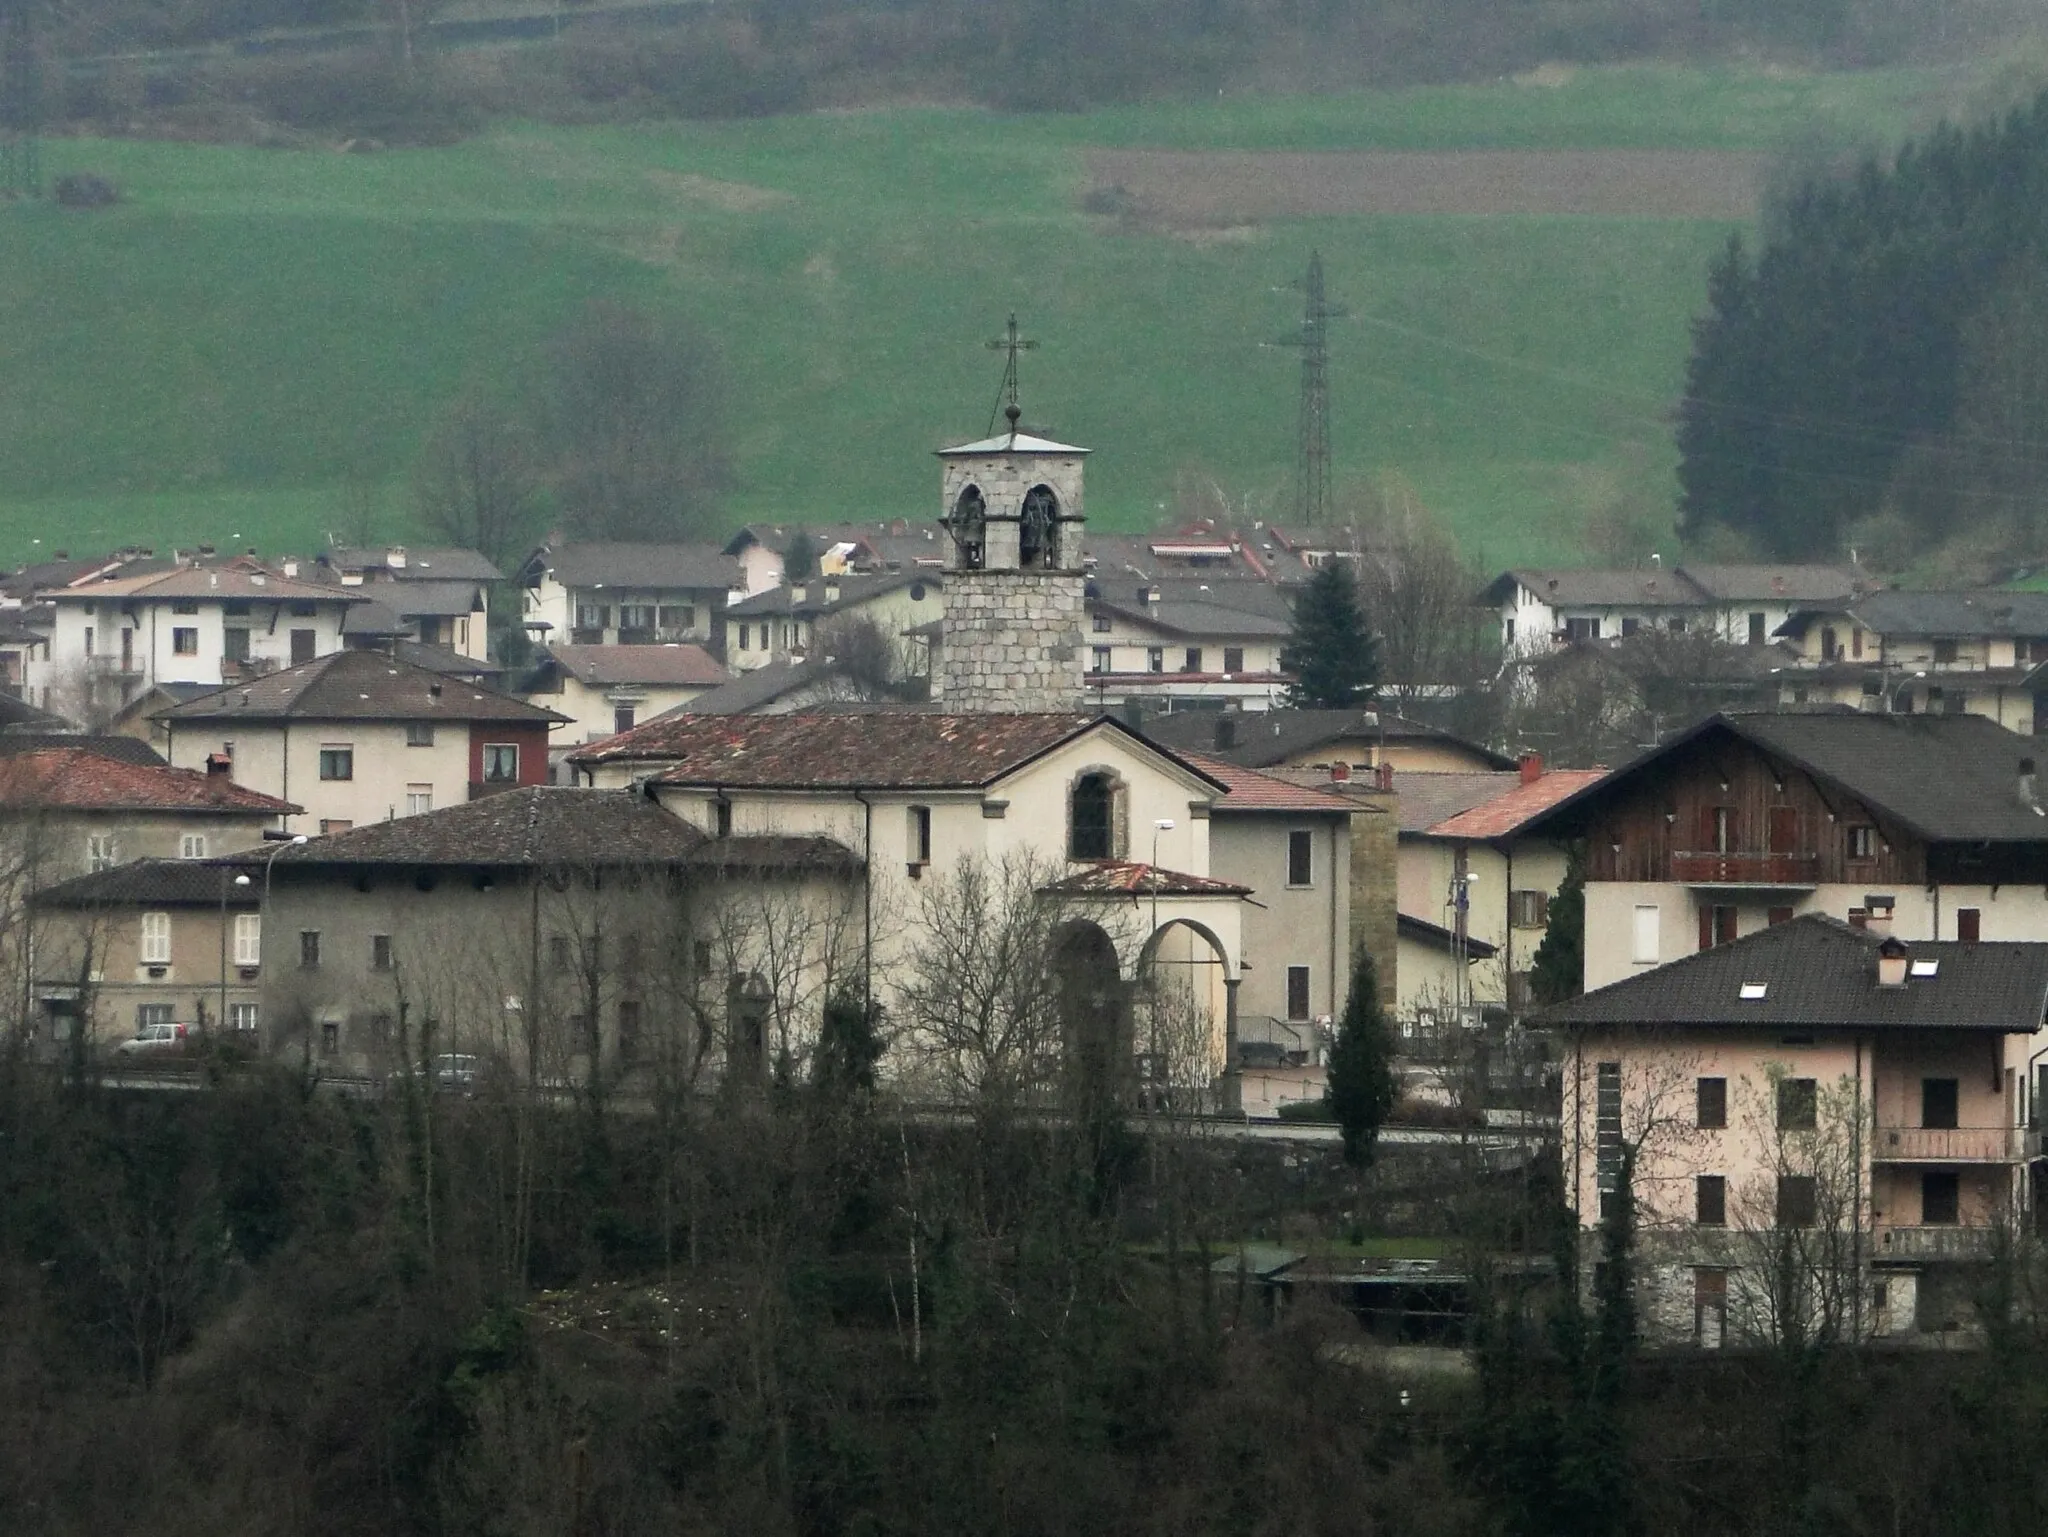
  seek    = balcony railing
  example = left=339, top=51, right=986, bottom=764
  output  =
left=1873, top=1125, right=2021, bottom=1163
left=1872, top=1224, right=2003, bottom=1261
left=1670, top=850, right=1819, bottom=885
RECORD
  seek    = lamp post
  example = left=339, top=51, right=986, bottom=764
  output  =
left=219, top=867, right=253, bottom=1035
left=1149, top=818, right=1175, bottom=1095
left=254, top=833, right=309, bottom=1041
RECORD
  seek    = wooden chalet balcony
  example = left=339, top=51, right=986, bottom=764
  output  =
left=1872, top=1224, right=2002, bottom=1262
left=1873, top=1125, right=2020, bottom=1164
left=1670, top=849, right=1819, bottom=885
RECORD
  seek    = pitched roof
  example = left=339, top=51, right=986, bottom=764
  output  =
left=1483, top=567, right=1713, bottom=609
left=1393, top=771, right=1522, bottom=834
left=527, top=542, right=741, bottom=592
left=0, top=749, right=295, bottom=815
left=655, top=658, right=830, bottom=717
left=1811, top=589, right=2048, bottom=638
left=723, top=571, right=931, bottom=618
left=387, top=640, right=505, bottom=680
left=686, top=834, right=864, bottom=875
left=1140, top=708, right=1516, bottom=771
left=0, top=733, right=164, bottom=766
left=161, top=648, right=566, bottom=725
left=1423, top=769, right=1610, bottom=840
left=381, top=579, right=485, bottom=618
left=1090, top=597, right=1292, bottom=639
left=340, top=598, right=408, bottom=637
left=1397, top=912, right=1499, bottom=959
left=541, top=643, right=729, bottom=689
left=1521, top=711, right=2048, bottom=846
left=0, top=693, right=70, bottom=732
left=1174, top=751, right=1357, bottom=814
left=319, top=547, right=503, bottom=582
left=42, top=566, right=363, bottom=604
left=936, top=428, right=1089, bottom=457
left=272, top=787, right=708, bottom=867
left=1038, top=861, right=1250, bottom=897
left=574, top=711, right=1223, bottom=793
left=1541, top=914, right=2048, bottom=1032
left=33, top=858, right=266, bottom=909
left=1671, top=564, right=1860, bottom=603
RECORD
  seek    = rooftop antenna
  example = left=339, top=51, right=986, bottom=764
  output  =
left=1276, top=252, right=1344, bottom=526
left=985, top=313, right=1038, bottom=437
left=0, top=0, right=44, bottom=200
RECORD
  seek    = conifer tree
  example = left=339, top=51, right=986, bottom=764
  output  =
left=782, top=530, right=819, bottom=583
left=1280, top=561, right=1379, bottom=709
left=1527, top=844, right=1585, bottom=1006
left=1326, top=946, right=1397, bottom=1167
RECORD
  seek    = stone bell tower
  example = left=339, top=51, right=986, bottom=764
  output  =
left=934, top=320, right=1089, bottom=713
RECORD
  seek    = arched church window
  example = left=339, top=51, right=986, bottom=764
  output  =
left=949, top=486, right=986, bottom=571
left=1069, top=770, right=1124, bottom=860
left=1020, top=485, right=1060, bottom=570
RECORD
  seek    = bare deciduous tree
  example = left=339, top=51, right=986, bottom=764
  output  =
left=412, top=388, right=544, bottom=574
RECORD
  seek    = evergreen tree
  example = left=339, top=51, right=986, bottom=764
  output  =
left=782, top=530, right=818, bottom=583
left=1280, top=561, right=1378, bottom=709
left=1526, top=843, right=1585, bottom=1006
left=812, top=988, right=884, bottom=1102
left=1325, top=946, right=1397, bottom=1167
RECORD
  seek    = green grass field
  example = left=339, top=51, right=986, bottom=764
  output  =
left=0, top=61, right=2008, bottom=567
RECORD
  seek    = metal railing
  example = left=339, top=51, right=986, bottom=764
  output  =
left=1873, top=1125, right=2021, bottom=1163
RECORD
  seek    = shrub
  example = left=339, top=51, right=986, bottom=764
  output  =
left=53, top=173, right=120, bottom=209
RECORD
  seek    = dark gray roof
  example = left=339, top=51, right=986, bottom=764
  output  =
left=1522, top=711, right=2048, bottom=846
left=724, top=571, right=930, bottom=618
left=1541, top=914, right=2048, bottom=1032
left=1798, top=590, right=2048, bottom=639
left=1392, top=772, right=1522, bottom=834
left=0, top=693, right=71, bottom=733
left=653, top=659, right=829, bottom=717
left=1140, top=708, right=1516, bottom=772
left=1397, top=912, right=1498, bottom=958
left=527, top=542, right=740, bottom=593
left=686, top=834, right=863, bottom=875
left=383, top=579, right=485, bottom=619
left=272, top=787, right=708, bottom=867
left=320, top=547, right=503, bottom=582
left=1672, top=565, right=1860, bottom=603
left=387, top=640, right=505, bottom=680
left=1483, top=568, right=1712, bottom=609
left=33, top=857, right=263, bottom=909
left=162, top=648, right=562, bottom=725
left=340, top=599, right=408, bottom=637
left=1090, top=596, right=1291, bottom=639
left=0, top=732, right=164, bottom=765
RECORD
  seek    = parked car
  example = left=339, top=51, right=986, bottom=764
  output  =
left=117, top=1021, right=191, bottom=1055
left=429, top=1053, right=481, bottom=1095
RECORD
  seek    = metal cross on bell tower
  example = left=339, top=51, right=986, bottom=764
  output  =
left=985, top=313, right=1038, bottom=436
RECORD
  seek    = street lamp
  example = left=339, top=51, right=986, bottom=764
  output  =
left=252, top=834, right=309, bottom=1041
left=218, top=867, right=253, bottom=1035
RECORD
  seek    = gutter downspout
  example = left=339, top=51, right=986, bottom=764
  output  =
left=853, top=790, right=873, bottom=1018
left=1853, top=1033, right=1865, bottom=1340
left=1328, top=815, right=1340, bottom=1031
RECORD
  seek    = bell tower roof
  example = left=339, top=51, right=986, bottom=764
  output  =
left=936, top=429, right=1091, bottom=458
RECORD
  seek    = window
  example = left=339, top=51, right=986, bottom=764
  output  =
left=1922, top=1077, right=1959, bottom=1130
left=908, top=805, right=932, bottom=867
left=233, top=913, right=261, bottom=966
left=1852, top=627, right=1864, bottom=659
left=658, top=605, right=694, bottom=630
left=290, top=629, right=316, bottom=664
left=1286, top=965, right=1311, bottom=1021
left=548, top=935, right=572, bottom=972
left=1922, top=1170, right=1960, bottom=1225
left=576, top=603, right=610, bottom=631
left=1933, top=638, right=1959, bottom=665
left=319, top=746, right=354, bottom=781
left=1630, top=905, right=1659, bottom=964
left=1184, top=648, right=1203, bottom=673
left=1509, top=890, right=1549, bottom=929
left=1092, top=646, right=1112, bottom=673
left=714, top=800, right=732, bottom=838
left=1696, top=1175, right=1727, bottom=1226
left=1621, top=616, right=1640, bottom=637
left=1595, top=1061, right=1623, bottom=1197
left=406, top=784, right=432, bottom=817
left=180, top=834, right=207, bottom=859
left=1777, top=1077, right=1818, bottom=1131
left=1777, top=1174, right=1818, bottom=1227
left=737, top=624, right=751, bottom=651
left=613, top=707, right=636, bottom=735
left=1146, top=647, right=1164, bottom=673
left=82, top=625, right=93, bottom=657
left=1069, top=772, right=1119, bottom=860
left=617, top=1000, right=642, bottom=1066
left=1093, top=612, right=1112, bottom=633
left=1223, top=647, right=1244, bottom=673
left=319, top=820, right=352, bottom=836
left=619, top=603, right=656, bottom=630
left=1958, top=907, right=1981, bottom=943
left=1696, top=1076, right=1727, bottom=1129
left=371, top=935, right=394, bottom=971
left=1287, top=830, right=1314, bottom=887
left=1768, top=905, right=1794, bottom=926
left=299, top=931, right=321, bottom=969
left=223, top=628, right=250, bottom=663
left=85, top=833, right=118, bottom=869
left=1564, top=616, right=1600, bottom=643
left=140, top=911, right=172, bottom=964
left=224, top=600, right=251, bottom=617
left=229, top=1002, right=259, bottom=1033
left=171, top=597, right=199, bottom=615
left=1821, top=626, right=1839, bottom=661
left=1702, top=805, right=1733, bottom=853
left=1695, top=1267, right=1729, bottom=1348
left=1748, top=611, right=1765, bottom=645
left=406, top=722, right=435, bottom=747
left=137, top=1003, right=174, bottom=1030
left=172, top=627, right=199, bottom=655
left=1847, top=824, right=1877, bottom=860
left=482, top=744, right=519, bottom=783
left=1697, top=904, right=1737, bottom=951
left=320, top=1021, right=339, bottom=1056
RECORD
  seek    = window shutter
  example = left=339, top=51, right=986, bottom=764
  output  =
left=1697, top=804, right=1717, bottom=852
left=1698, top=904, right=1714, bottom=952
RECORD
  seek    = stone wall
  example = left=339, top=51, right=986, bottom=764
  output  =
left=937, top=571, right=1086, bottom=713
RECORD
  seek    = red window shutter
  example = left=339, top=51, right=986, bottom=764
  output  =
left=1768, top=806, right=1798, bottom=853
left=1699, top=904, right=1715, bottom=952
left=1697, top=805, right=1718, bottom=852
left=1768, top=906, right=1794, bottom=926
left=1958, top=908, right=1982, bottom=944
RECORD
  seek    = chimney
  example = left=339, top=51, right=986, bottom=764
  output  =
left=1214, top=716, right=1237, bottom=751
left=1146, top=586, right=1161, bottom=607
left=1864, top=894, right=1895, bottom=935
left=204, top=753, right=231, bottom=776
left=1519, top=752, right=1543, bottom=786
left=281, top=559, right=299, bottom=579
left=1375, top=761, right=1394, bottom=792
left=1330, top=762, right=1350, bottom=782
left=387, top=546, right=407, bottom=569
left=1877, top=934, right=1909, bottom=988
left=2021, top=757, right=2045, bottom=817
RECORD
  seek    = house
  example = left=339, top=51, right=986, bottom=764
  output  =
left=518, top=541, right=741, bottom=649
left=27, top=562, right=363, bottom=718
left=723, top=521, right=949, bottom=596
left=1079, top=527, right=1273, bottom=583
left=157, top=648, right=567, bottom=836
left=0, top=746, right=296, bottom=883
left=647, top=658, right=845, bottom=717
left=1547, top=914, right=2048, bottom=1345
left=722, top=571, right=944, bottom=677
left=1484, top=564, right=1861, bottom=658
left=1515, top=711, right=2048, bottom=994
left=1395, top=914, right=1498, bottom=1043
left=1174, top=751, right=1358, bottom=1114
left=1081, top=583, right=1293, bottom=710
left=308, top=545, right=501, bottom=661
left=1143, top=707, right=1515, bottom=778
left=1396, top=758, right=1607, bottom=1021
left=0, top=606, right=49, bottom=704
left=1771, top=590, right=2048, bottom=731
left=520, top=643, right=730, bottom=744
left=27, top=858, right=269, bottom=1053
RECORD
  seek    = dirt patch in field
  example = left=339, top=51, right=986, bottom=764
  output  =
left=643, top=168, right=794, bottom=212
left=1085, top=149, right=1766, bottom=224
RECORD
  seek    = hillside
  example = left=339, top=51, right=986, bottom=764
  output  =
left=0, top=64, right=1991, bottom=567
